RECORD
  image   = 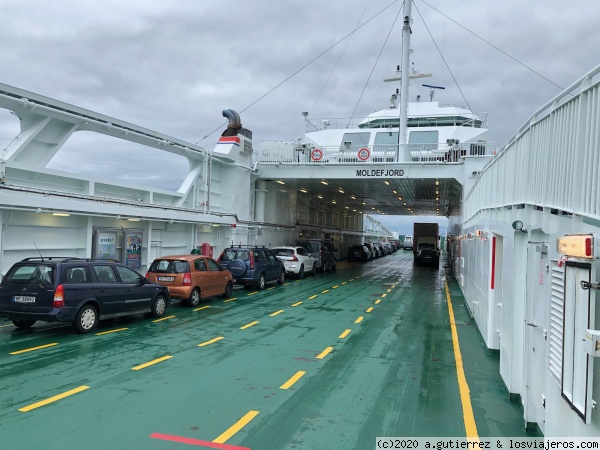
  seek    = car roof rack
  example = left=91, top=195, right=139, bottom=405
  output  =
left=20, top=257, right=82, bottom=261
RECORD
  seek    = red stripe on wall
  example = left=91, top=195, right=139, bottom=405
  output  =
left=491, top=236, right=496, bottom=289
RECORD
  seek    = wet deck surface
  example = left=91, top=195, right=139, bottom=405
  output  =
left=0, top=251, right=532, bottom=449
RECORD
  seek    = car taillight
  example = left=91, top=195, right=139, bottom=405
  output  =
left=292, top=255, right=299, bottom=262
left=249, top=252, right=255, bottom=270
left=53, top=284, right=64, bottom=308
left=145, top=271, right=149, bottom=278
left=183, top=273, right=192, bottom=286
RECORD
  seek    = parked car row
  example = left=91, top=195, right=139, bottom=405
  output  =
left=347, top=241, right=400, bottom=262
left=0, top=239, right=340, bottom=334
left=217, top=238, right=337, bottom=288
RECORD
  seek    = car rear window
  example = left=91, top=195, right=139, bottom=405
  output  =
left=150, top=260, right=190, bottom=273
left=272, top=248, right=293, bottom=257
left=296, top=241, right=319, bottom=253
left=221, top=249, right=250, bottom=261
left=4, top=264, right=55, bottom=285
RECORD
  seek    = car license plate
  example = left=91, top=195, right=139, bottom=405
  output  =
left=157, top=276, right=175, bottom=282
left=13, top=295, right=36, bottom=303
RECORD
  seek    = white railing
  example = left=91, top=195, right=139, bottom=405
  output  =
left=255, top=142, right=497, bottom=165
left=463, top=63, right=600, bottom=222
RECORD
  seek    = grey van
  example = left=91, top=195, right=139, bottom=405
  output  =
left=295, top=239, right=336, bottom=273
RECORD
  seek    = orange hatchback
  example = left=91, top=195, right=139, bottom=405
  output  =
left=146, top=254, right=234, bottom=306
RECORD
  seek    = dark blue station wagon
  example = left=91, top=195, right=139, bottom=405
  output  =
left=0, top=257, right=170, bottom=333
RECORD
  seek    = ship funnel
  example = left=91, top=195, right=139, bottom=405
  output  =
left=223, top=109, right=241, bottom=127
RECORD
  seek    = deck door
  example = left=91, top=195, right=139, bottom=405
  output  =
left=562, top=262, right=594, bottom=423
left=523, top=242, right=549, bottom=432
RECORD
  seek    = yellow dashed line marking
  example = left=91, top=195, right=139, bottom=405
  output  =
left=375, top=299, right=381, bottom=304
left=266, top=287, right=275, bottom=291
left=316, top=346, right=334, bottom=359
left=213, top=410, right=260, bottom=444
left=381, top=293, right=387, bottom=298
left=339, top=329, right=351, bottom=339
left=195, top=305, right=212, bottom=311
left=95, top=328, right=128, bottom=336
left=223, top=297, right=238, bottom=303
left=392, top=284, right=396, bottom=288
left=10, top=343, right=59, bottom=355
left=269, top=310, right=284, bottom=317
left=132, top=355, right=172, bottom=371
left=354, top=316, right=364, bottom=324
left=341, top=282, right=347, bottom=285
left=366, top=307, right=374, bottom=313
left=247, top=292, right=259, bottom=296
left=332, top=285, right=339, bottom=289
left=308, top=295, right=318, bottom=300
left=321, top=289, right=329, bottom=293
left=19, top=386, right=89, bottom=412
left=152, top=315, right=175, bottom=323
left=198, top=336, right=224, bottom=347
left=386, top=289, right=392, bottom=293
left=291, top=301, right=303, bottom=307
left=240, top=321, right=259, bottom=330
left=0, top=324, right=13, bottom=328
left=295, top=280, right=301, bottom=282
left=280, top=371, right=306, bottom=390
left=283, top=283, right=289, bottom=286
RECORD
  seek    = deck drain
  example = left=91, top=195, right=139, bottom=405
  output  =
left=448, top=320, right=471, bottom=326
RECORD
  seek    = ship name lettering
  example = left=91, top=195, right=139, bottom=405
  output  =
left=356, top=169, right=404, bottom=177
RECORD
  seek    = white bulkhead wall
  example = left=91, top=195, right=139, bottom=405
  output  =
left=210, top=162, right=253, bottom=221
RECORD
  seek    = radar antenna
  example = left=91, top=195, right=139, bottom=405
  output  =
left=422, top=84, right=446, bottom=101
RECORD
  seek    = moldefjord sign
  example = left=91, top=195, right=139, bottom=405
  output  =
left=355, top=168, right=405, bottom=177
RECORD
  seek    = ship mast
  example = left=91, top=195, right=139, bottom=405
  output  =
left=399, top=0, right=412, bottom=162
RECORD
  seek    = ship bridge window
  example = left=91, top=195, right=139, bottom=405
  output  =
left=358, top=118, right=398, bottom=129
left=340, top=133, right=370, bottom=150
left=373, top=132, right=399, bottom=162
left=408, top=130, right=439, bottom=151
left=374, top=132, right=398, bottom=145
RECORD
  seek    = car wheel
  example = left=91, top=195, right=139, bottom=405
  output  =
left=152, top=294, right=167, bottom=317
left=222, top=281, right=233, bottom=298
left=73, top=304, right=98, bottom=334
left=256, top=274, right=266, bottom=290
left=298, top=264, right=305, bottom=279
left=188, top=288, right=201, bottom=307
left=277, top=270, right=285, bottom=285
left=12, top=319, right=36, bottom=329
left=312, top=263, right=317, bottom=275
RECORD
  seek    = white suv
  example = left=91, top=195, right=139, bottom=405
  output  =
left=403, top=236, right=413, bottom=250
left=271, top=246, right=317, bottom=279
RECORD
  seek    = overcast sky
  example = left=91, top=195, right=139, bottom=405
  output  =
left=1, top=0, right=598, bottom=225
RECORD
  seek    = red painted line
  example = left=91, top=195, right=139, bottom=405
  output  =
left=491, top=236, right=496, bottom=289
left=149, top=433, right=250, bottom=449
